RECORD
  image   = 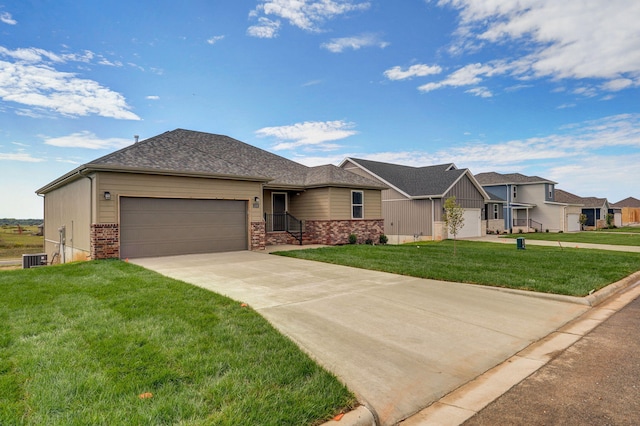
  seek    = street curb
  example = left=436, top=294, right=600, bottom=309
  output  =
left=469, top=270, right=640, bottom=307
left=320, top=405, right=376, bottom=426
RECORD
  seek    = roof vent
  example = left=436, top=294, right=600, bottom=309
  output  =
left=134, top=135, right=139, bottom=143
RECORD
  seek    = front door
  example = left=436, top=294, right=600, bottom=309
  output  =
left=272, top=193, right=287, bottom=231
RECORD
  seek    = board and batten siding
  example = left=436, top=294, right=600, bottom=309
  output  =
left=383, top=198, right=433, bottom=237
left=43, top=176, right=92, bottom=258
left=444, top=175, right=485, bottom=209
left=95, top=172, right=263, bottom=224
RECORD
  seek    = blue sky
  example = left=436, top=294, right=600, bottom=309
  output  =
left=1, top=0, right=639, bottom=218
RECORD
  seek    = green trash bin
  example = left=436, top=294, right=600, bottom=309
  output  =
left=517, top=237, right=526, bottom=250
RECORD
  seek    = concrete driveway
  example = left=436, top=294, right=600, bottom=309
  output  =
left=131, top=251, right=589, bottom=426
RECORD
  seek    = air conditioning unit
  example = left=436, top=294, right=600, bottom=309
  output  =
left=22, top=253, right=47, bottom=269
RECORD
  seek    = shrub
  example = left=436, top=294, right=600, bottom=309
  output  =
left=365, top=238, right=373, bottom=245
left=379, top=234, right=388, bottom=245
left=348, top=233, right=357, bottom=244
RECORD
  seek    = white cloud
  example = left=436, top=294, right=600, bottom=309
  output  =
left=256, top=120, right=358, bottom=151
left=418, top=62, right=508, bottom=92
left=0, top=47, right=140, bottom=120
left=248, top=0, right=370, bottom=35
left=321, top=33, right=389, bottom=53
left=0, top=12, right=16, bottom=25
left=465, top=87, right=492, bottom=97
left=427, top=1, right=640, bottom=96
left=207, top=35, right=225, bottom=45
left=383, top=64, right=442, bottom=81
left=146, top=95, right=160, bottom=100
left=43, top=131, right=135, bottom=150
left=0, top=152, right=44, bottom=162
left=247, top=17, right=281, bottom=38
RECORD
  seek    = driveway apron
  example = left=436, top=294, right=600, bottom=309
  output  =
left=131, top=251, right=589, bottom=426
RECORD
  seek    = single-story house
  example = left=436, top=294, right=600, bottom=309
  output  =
left=612, top=197, right=640, bottom=225
left=339, top=158, right=489, bottom=243
left=36, top=129, right=386, bottom=262
left=555, top=189, right=617, bottom=229
left=475, top=172, right=583, bottom=233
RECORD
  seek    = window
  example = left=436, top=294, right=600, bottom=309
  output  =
left=512, top=186, right=517, bottom=200
left=351, top=191, right=363, bottom=219
left=493, top=204, right=499, bottom=219
left=548, top=184, right=554, bottom=200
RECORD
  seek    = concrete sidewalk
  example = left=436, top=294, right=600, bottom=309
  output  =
left=468, top=234, right=640, bottom=253
left=132, top=251, right=591, bottom=425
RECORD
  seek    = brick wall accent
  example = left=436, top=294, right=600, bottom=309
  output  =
left=266, top=232, right=300, bottom=246
left=90, top=223, right=119, bottom=259
left=301, top=219, right=384, bottom=245
left=251, top=221, right=266, bottom=250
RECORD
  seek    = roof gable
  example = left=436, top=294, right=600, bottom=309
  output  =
left=343, top=158, right=483, bottom=198
left=612, top=196, right=640, bottom=207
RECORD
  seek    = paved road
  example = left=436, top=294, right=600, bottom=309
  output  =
left=132, top=251, right=590, bottom=426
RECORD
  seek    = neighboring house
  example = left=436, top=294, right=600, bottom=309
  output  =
left=555, top=189, right=616, bottom=229
left=475, top=172, right=583, bottom=233
left=612, top=197, right=640, bottom=225
left=339, top=158, right=489, bottom=243
left=36, top=129, right=386, bottom=262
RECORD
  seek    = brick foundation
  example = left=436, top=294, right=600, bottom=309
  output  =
left=287, top=219, right=384, bottom=246
left=90, top=223, right=119, bottom=259
left=251, top=221, right=266, bottom=250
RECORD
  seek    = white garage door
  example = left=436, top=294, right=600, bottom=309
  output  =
left=120, top=197, right=247, bottom=259
left=567, top=214, right=581, bottom=232
left=456, top=209, right=482, bottom=239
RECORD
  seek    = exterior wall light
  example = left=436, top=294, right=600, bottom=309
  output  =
left=104, top=191, right=111, bottom=200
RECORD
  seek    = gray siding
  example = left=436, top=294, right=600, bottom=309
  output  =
left=383, top=198, right=433, bottom=237
left=444, top=175, right=485, bottom=209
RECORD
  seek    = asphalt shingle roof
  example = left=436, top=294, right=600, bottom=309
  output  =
left=87, top=129, right=384, bottom=189
left=475, top=171, right=556, bottom=185
left=346, top=158, right=468, bottom=197
left=555, top=189, right=608, bottom=207
left=612, top=197, right=640, bottom=208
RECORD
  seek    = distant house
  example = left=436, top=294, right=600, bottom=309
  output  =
left=36, top=129, right=385, bottom=262
left=555, top=189, right=616, bottom=229
left=612, top=197, right=640, bottom=225
left=340, top=158, right=489, bottom=243
left=475, top=172, right=583, bottom=233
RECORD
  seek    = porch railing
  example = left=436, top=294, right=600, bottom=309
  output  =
left=513, top=218, right=543, bottom=232
left=265, top=213, right=303, bottom=245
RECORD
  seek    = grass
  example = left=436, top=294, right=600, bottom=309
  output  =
left=274, top=241, right=640, bottom=297
left=502, top=230, right=640, bottom=246
left=0, top=225, right=44, bottom=259
left=0, top=260, right=355, bottom=425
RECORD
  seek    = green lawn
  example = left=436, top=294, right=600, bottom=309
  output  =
left=501, top=230, right=640, bottom=246
left=0, top=260, right=355, bottom=425
left=274, top=241, right=640, bottom=297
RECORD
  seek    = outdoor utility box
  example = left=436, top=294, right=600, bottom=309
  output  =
left=22, top=253, right=47, bottom=269
left=516, top=237, right=526, bottom=250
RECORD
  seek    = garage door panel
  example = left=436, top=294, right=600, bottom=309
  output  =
left=456, top=209, right=481, bottom=239
left=120, top=197, right=247, bottom=258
